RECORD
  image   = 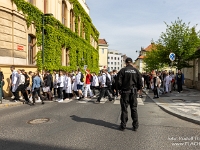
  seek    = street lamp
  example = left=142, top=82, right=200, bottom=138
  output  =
left=42, top=13, right=53, bottom=70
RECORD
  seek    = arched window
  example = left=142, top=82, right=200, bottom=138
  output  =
left=28, top=34, right=36, bottom=65
left=70, top=10, right=75, bottom=31
left=62, top=1, right=67, bottom=26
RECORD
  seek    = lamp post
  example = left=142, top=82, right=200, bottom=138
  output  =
left=42, top=13, right=53, bottom=70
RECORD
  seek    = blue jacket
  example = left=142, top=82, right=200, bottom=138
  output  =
left=32, top=76, right=41, bottom=90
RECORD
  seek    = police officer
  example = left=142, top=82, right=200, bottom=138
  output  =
left=117, top=57, right=143, bottom=131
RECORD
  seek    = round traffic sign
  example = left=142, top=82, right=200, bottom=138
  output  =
left=169, top=53, right=175, bottom=61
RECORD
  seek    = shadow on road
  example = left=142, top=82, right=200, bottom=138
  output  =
left=0, top=138, right=84, bottom=150
left=70, top=115, right=119, bottom=130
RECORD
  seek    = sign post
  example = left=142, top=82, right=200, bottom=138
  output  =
left=169, top=52, right=175, bottom=72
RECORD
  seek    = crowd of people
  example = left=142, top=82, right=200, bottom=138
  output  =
left=1, top=66, right=122, bottom=105
left=0, top=66, right=185, bottom=105
left=141, top=69, right=185, bottom=99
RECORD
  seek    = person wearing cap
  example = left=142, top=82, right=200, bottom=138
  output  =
left=117, top=57, right=143, bottom=131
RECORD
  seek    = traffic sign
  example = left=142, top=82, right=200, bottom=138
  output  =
left=169, top=53, right=175, bottom=61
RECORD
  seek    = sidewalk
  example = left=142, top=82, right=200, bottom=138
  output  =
left=143, top=86, right=200, bottom=125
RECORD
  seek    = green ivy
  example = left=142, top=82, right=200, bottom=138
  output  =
left=12, top=0, right=99, bottom=73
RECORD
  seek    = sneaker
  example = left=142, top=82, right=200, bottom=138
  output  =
left=11, top=96, right=15, bottom=99
left=19, top=96, right=23, bottom=100
left=76, top=97, right=79, bottom=100
left=58, top=99, right=63, bottom=102
left=36, top=99, right=42, bottom=103
left=64, top=98, right=69, bottom=101
left=93, top=95, right=96, bottom=98
left=14, top=100, right=18, bottom=102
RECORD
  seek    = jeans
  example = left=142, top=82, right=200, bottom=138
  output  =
left=32, top=87, right=43, bottom=103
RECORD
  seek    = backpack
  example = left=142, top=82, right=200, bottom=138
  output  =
left=90, top=75, right=93, bottom=83
left=105, top=75, right=111, bottom=86
left=80, top=73, right=84, bottom=82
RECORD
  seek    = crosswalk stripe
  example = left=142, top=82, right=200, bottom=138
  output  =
left=113, top=98, right=144, bottom=105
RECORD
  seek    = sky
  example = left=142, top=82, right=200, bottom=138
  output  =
left=86, top=0, right=200, bottom=61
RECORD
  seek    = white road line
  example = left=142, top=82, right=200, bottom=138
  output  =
left=113, top=98, right=144, bottom=105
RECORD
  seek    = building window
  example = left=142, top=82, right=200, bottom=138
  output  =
left=70, top=10, right=75, bottom=31
left=102, top=48, right=104, bottom=54
left=114, top=67, right=116, bottom=69
left=118, top=57, right=119, bottom=60
left=114, top=57, right=116, bottom=60
left=118, top=67, right=119, bottom=70
left=114, top=62, right=116, bottom=65
left=66, top=49, right=70, bottom=66
left=108, top=62, right=110, bottom=64
left=28, top=34, right=35, bottom=65
left=111, top=57, right=113, bottom=60
left=111, top=67, right=113, bottom=70
left=111, top=62, right=113, bottom=64
left=82, top=23, right=85, bottom=39
left=118, top=62, right=120, bottom=65
left=108, top=57, right=110, bottom=59
left=62, top=1, right=67, bottom=26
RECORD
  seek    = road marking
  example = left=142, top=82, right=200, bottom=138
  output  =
left=113, top=98, right=144, bottom=105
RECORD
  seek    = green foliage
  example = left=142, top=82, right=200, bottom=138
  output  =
left=12, top=0, right=99, bottom=73
left=156, top=18, right=200, bottom=69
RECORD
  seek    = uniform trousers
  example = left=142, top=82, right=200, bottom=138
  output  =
left=120, top=93, right=138, bottom=129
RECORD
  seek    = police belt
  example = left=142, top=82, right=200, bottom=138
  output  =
left=121, top=88, right=136, bottom=94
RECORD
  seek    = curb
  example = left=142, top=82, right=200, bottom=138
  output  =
left=143, top=90, right=200, bottom=125
left=0, top=102, right=24, bottom=108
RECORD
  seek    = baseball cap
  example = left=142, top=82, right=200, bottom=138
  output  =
left=125, top=57, right=133, bottom=63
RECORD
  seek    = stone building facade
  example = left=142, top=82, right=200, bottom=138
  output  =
left=0, top=0, right=97, bottom=97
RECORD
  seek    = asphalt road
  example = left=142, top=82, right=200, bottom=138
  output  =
left=0, top=96, right=200, bottom=150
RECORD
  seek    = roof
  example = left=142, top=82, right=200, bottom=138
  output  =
left=138, top=55, right=145, bottom=59
left=144, top=43, right=155, bottom=52
left=98, top=39, right=108, bottom=45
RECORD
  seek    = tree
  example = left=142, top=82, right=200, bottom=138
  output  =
left=143, top=46, right=165, bottom=72
left=156, top=18, right=200, bottom=69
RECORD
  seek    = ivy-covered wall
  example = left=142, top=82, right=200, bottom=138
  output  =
left=12, top=0, right=99, bottom=73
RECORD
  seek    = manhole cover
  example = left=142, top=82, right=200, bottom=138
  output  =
left=28, top=118, right=50, bottom=124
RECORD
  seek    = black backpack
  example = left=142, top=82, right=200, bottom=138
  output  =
left=80, top=73, right=84, bottom=82
left=90, top=75, right=93, bottom=83
left=105, top=75, right=111, bottom=86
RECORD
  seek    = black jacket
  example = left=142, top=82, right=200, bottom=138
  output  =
left=117, top=65, right=142, bottom=91
left=0, top=71, right=4, bottom=81
left=44, top=74, right=52, bottom=87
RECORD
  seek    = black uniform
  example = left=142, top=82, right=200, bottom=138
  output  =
left=117, top=64, right=143, bottom=130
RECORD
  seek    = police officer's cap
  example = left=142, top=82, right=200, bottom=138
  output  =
left=125, top=57, right=133, bottom=63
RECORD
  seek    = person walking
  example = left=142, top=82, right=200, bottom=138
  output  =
left=151, top=72, right=160, bottom=98
left=76, top=68, right=84, bottom=100
left=64, top=73, right=72, bottom=100
left=32, top=71, right=44, bottom=105
left=57, top=71, right=65, bottom=102
left=176, top=70, right=184, bottom=93
left=91, top=72, right=99, bottom=97
left=117, top=58, right=143, bottom=131
left=83, top=69, right=93, bottom=98
left=0, top=68, right=4, bottom=99
left=96, top=69, right=114, bottom=103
